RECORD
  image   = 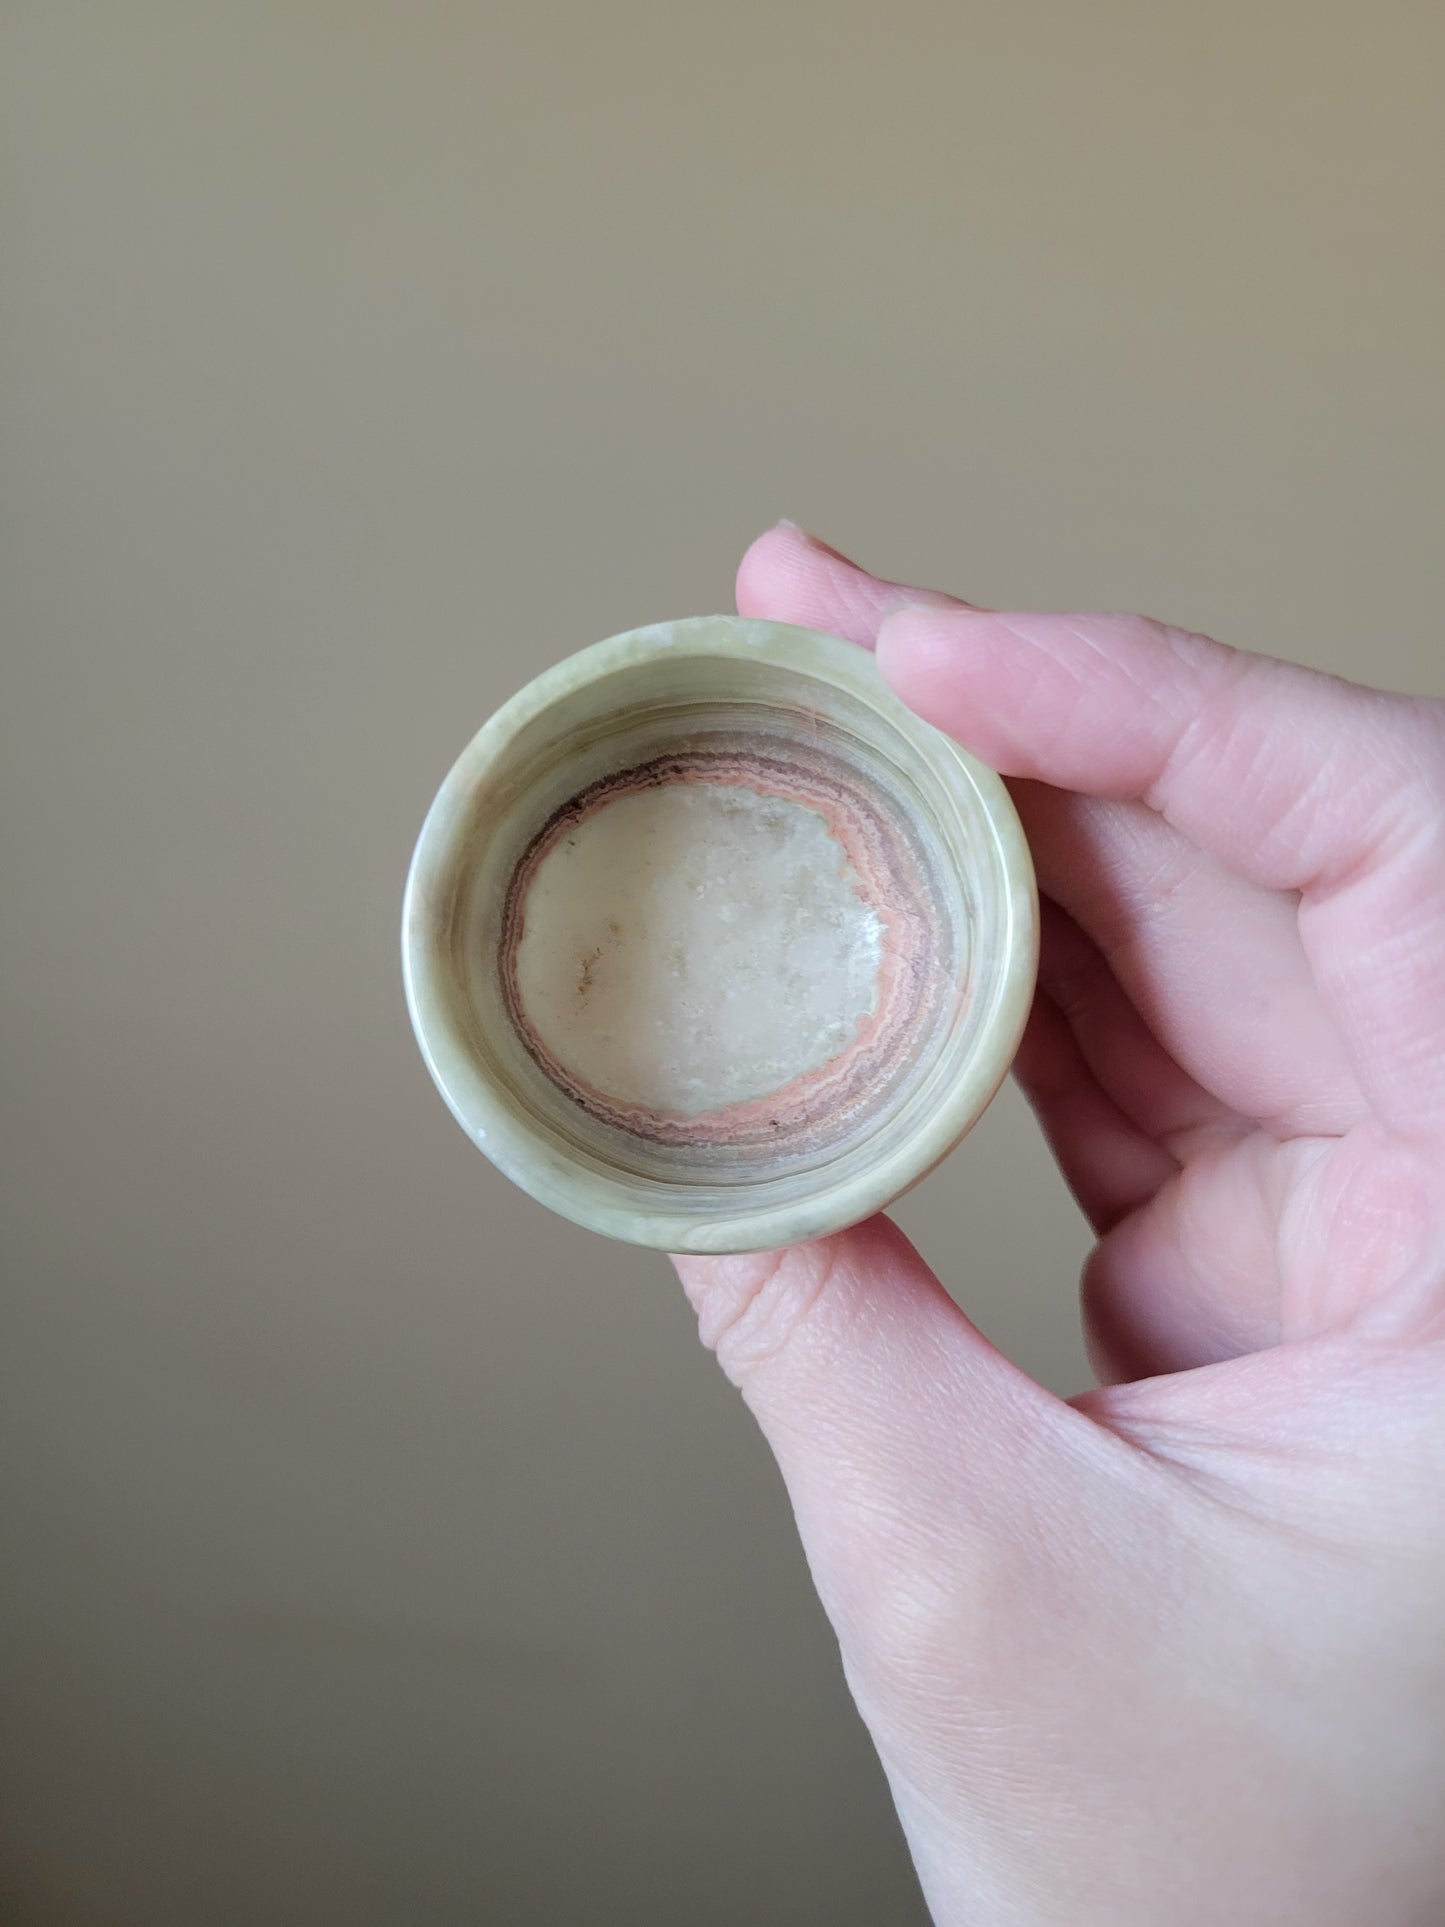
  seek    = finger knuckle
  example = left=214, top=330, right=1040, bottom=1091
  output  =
left=689, top=1237, right=847, bottom=1380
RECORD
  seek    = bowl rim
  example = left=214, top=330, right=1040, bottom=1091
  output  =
left=402, top=615, right=1038, bottom=1252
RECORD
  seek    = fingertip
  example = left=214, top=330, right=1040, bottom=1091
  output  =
left=669, top=1217, right=894, bottom=1335
left=734, top=525, right=961, bottom=648
left=734, top=522, right=819, bottom=620
left=669, top=1226, right=877, bottom=1385
left=667, top=1247, right=717, bottom=1322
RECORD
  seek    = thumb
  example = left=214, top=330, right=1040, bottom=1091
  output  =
left=672, top=1217, right=1099, bottom=1705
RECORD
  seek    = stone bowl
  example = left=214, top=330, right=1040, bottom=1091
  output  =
left=402, top=616, right=1037, bottom=1253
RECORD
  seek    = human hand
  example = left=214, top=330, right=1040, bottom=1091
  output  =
left=672, top=524, right=1445, bottom=1925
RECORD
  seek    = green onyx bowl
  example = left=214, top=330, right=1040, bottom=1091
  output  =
left=402, top=616, right=1037, bottom=1253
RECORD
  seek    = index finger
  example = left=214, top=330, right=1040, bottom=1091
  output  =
left=877, top=603, right=1445, bottom=1136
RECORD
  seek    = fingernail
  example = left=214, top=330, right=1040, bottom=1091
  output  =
left=773, top=520, right=860, bottom=566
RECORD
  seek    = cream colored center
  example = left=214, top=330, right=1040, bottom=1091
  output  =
left=512, top=780, right=883, bottom=1117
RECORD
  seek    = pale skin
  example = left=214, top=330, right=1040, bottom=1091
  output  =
left=672, top=524, right=1445, bottom=1926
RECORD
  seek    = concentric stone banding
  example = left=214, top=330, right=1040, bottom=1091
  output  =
left=498, top=732, right=955, bottom=1160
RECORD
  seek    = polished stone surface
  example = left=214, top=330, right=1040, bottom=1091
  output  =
left=404, top=616, right=1038, bottom=1251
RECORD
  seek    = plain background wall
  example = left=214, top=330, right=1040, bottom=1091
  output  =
left=3, top=3, right=1441, bottom=1921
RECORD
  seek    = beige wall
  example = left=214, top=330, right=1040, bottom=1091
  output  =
left=3, top=3, right=1440, bottom=1921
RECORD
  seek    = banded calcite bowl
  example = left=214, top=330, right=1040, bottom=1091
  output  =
left=402, top=616, right=1037, bottom=1253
